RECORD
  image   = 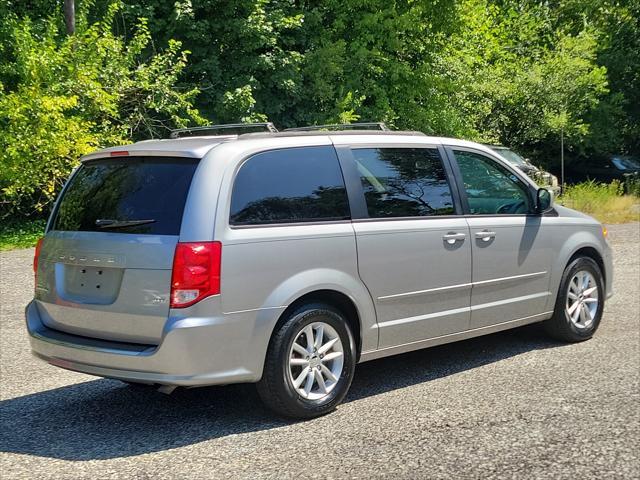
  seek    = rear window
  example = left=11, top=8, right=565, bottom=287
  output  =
left=51, top=157, right=198, bottom=235
left=230, top=146, right=350, bottom=225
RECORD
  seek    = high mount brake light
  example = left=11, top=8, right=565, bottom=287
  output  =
left=170, top=242, right=222, bottom=308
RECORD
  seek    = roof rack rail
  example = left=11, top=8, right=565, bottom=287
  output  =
left=170, top=122, right=278, bottom=139
left=284, top=122, right=389, bottom=132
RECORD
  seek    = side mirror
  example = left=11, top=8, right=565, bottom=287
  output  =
left=536, top=187, right=553, bottom=213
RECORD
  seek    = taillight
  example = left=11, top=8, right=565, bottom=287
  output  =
left=33, top=237, right=44, bottom=274
left=33, top=237, right=44, bottom=287
left=170, top=241, right=221, bottom=308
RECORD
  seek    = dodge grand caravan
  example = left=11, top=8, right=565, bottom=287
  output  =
left=26, top=122, right=613, bottom=418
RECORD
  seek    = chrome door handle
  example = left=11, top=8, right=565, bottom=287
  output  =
left=475, top=230, right=496, bottom=241
left=443, top=233, right=466, bottom=244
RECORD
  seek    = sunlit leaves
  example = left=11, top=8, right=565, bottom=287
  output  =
left=0, top=3, right=204, bottom=218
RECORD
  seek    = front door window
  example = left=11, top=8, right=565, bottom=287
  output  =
left=453, top=150, right=532, bottom=215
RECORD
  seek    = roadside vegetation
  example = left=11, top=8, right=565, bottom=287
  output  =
left=0, top=1, right=638, bottom=248
left=0, top=219, right=46, bottom=251
left=559, top=180, right=640, bottom=224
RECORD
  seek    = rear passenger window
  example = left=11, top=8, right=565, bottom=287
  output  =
left=352, top=148, right=455, bottom=218
left=230, top=146, right=350, bottom=225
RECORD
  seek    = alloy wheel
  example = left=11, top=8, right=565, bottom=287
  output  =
left=288, top=322, right=344, bottom=400
left=565, top=270, right=599, bottom=329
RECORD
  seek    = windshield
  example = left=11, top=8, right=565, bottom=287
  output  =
left=51, top=157, right=199, bottom=235
left=611, top=156, right=640, bottom=171
left=490, top=148, right=528, bottom=168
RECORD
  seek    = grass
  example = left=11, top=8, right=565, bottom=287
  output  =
left=0, top=219, right=46, bottom=251
left=559, top=180, right=640, bottom=224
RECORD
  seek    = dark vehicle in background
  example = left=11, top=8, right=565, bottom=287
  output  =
left=486, top=145, right=560, bottom=193
left=566, top=155, right=640, bottom=185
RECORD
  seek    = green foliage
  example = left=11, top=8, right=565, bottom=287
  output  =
left=0, top=218, right=46, bottom=251
left=440, top=0, right=609, bottom=157
left=222, top=85, right=268, bottom=123
left=1, top=0, right=638, bottom=234
left=0, top=3, right=204, bottom=218
left=545, top=0, right=640, bottom=154
left=624, top=176, right=640, bottom=197
left=0, top=89, right=97, bottom=216
left=107, top=0, right=628, bottom=158
left=112, top=0, right=462, bottom=128
left=292, top=1, right=461, bottom=130
left=115, top=0, right=306, bottom=124
left=559, top=180, right=639, bottom=223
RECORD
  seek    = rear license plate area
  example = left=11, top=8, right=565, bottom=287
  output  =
left=58, top=264, right=124, bottom=304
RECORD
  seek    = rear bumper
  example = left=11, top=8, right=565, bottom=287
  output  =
left=26, top=299, right=282, bottom=386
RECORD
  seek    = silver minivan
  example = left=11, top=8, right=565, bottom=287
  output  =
left=26, top=123, right=613, bottom=418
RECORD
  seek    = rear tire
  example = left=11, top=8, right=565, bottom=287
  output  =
left=257, top=303, right=356, bottom=419
left=544, top=257, right=605, bottom=342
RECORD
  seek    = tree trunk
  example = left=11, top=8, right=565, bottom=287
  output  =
left=64, top=0, right=75, bottom=35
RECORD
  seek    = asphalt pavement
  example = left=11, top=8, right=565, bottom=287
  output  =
left=1, top=223, right=638, bottom=479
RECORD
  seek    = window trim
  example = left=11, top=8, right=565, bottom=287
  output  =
left=227, top=145, right=352, bottom=228
left=339, top=144, right=462, bottom=220
left=334, top=146, right=369, bottom=219
left=444, top=146, right=539, bottom=217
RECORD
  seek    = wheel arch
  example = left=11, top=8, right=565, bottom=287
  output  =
left=547, top=230, right=608, bottom=309
left=259, top=268, right=378, bottom=355
left=277, top=290, right=364, bottom=360
left=566, top=246, right=606, bottom=285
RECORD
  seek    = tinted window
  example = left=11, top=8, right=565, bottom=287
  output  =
left=230, top=146, right=350, bottom=225
left=51, top=157, right=198, bottom=235
left=351, top=148, right=454, bottom=218
left=454, top=150, right=532, bottom=215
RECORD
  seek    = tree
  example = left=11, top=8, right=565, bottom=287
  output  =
left=0, top=3, right=204, bottom=218
left=437, top=0, right=609, bottom=168
left=1, top=0, right=636, bottom=215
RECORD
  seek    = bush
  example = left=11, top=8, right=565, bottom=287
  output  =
left=0, top=218, right=46, bottom=251
left=623, top=176, right=640, bottom=197
left=0, top=3, right=204, bottom=220
left=560, top=180, right=639, bottom=223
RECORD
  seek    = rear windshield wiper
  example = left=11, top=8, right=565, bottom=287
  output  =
left=95, top=219, right=156, bottom=229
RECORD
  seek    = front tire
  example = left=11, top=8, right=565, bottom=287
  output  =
left=544, top=257, right=605, bottom=342
left=257, top=303, right=356, bottom=419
